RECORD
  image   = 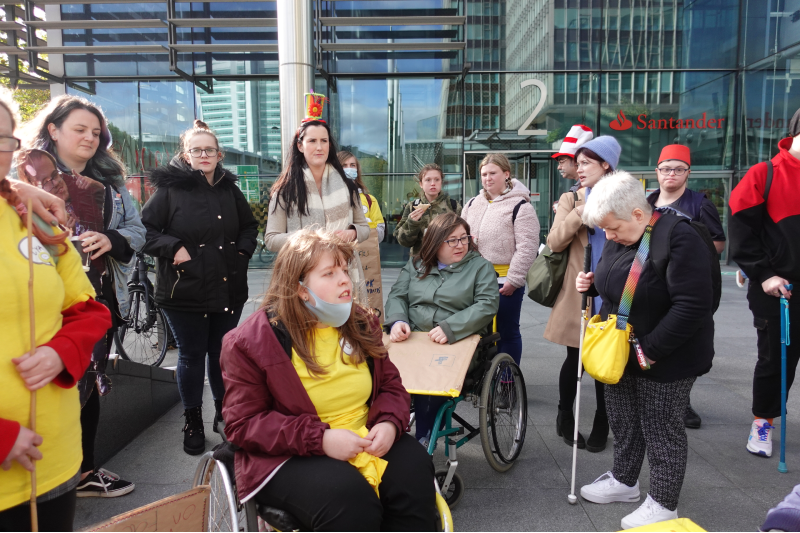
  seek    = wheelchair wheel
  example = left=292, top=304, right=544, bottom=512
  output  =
left=194, top=454, right=246, bottom=532
left=434, top=469, right=464, bottom=509
left=479, top=353, right=528, bottom=473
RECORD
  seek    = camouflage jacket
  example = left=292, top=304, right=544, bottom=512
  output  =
left=393, top=192, right=462, bottom=256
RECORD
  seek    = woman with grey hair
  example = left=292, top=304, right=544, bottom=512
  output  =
left=575, top=171, right=715, bottom=529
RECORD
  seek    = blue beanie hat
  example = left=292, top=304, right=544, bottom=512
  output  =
left=578, top=135, right=622, bottom=171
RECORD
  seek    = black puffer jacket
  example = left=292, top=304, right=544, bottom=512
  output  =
left=586, top=214, right=715, bottom=382
left=141, top=158, right=258, bottom=313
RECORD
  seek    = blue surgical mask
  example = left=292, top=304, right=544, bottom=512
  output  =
left=343, top=167, right=358, bottom=180
left=300, top=282, right=353, bottom=328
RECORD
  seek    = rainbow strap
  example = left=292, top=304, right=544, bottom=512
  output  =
left=615, top=211, right=662, bottom=330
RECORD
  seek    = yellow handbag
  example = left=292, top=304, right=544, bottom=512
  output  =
left=581, top=212, right=661, bottom=385
left=582, top=314, right=632, bottom=385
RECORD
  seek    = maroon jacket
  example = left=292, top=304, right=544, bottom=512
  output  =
left=220, top=309, right=411, bottom=502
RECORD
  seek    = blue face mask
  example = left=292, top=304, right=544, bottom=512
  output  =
left=300, top=282, right=353, bottom=328
left=343, top=167, right=358, bottom=180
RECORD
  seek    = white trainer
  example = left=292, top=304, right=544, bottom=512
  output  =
left=621, top=494, right=678, bottom=529
left=580, top=471, right=641, bottom=504
left=746, top=418, right=774, bottom=457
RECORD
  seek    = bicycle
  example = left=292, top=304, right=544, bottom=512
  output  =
left=114, top=252, right=171, bottom=367
left=255, top=234, right=276, bottom=267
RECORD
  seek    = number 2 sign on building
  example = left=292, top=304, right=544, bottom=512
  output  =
left=518, top=79, right=548, bottom=136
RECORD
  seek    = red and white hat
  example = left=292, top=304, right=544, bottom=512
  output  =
left=552, top=124, right=594, bottom=159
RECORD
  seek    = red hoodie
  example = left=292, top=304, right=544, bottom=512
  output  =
left=220, top=309, right=410, bottom=503
left=730, top=137, right=800, bottom=313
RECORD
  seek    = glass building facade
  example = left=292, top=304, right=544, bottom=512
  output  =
left=5, top=0, right=800, bottom=265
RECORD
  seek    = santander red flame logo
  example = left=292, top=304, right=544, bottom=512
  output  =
left=609, top=110, right=633, bottom=131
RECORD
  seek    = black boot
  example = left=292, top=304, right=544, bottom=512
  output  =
left=556, top=406, right=585, bottom=448
left=684, top=403, right=701, bottom=429
left=586, top=410, right=609, bottom=453
left=183, top=406, right=205, bottom=455
left=213, top=399, right=224, bottom=434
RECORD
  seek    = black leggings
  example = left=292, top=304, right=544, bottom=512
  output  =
left=0, top=489, right=76, bottom=532
left=559, top=346, right=606, bottom=415
left=80, top=386, right=100, bottom=474
left=254, top=433, right=436, bottom=531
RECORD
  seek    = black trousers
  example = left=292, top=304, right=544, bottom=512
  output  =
left=80, top=386, right=100, bottom=474
left=254, top=433, right=436, bottom=532
left=560, top=346, right=606, bottom=415
left=0, top=489, right=76, bottom=532
left=752, top=304, right=800, bottom=419
left=607, top=373, right=695, bottom=511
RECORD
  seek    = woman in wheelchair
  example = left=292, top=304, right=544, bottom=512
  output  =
left=384, top=212, right=500, bottom=447
left=220, top=228, right=436, bottom=532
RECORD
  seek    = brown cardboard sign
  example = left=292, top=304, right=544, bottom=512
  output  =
left=84, top=486, right=210, bottom=532
left=357, top=228, right=384, bottom=322
left=383, top=332, right=480, bottom=397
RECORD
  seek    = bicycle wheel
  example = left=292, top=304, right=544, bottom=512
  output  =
left=115, top=287, right=168, bottom=367
left=479, top=353, right=527, bottom=472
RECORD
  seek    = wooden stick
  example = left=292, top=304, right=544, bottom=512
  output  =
left=26, top=199, right=38, bottom=533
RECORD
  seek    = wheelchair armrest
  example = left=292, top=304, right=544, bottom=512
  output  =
left=257, top=505, right=304, bottom=532
left=478, top=332, right=501, bottom=348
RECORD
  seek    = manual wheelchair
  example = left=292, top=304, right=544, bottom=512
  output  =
left=192, top=432, right=454, bottom=532
left=407, top=330, right=528, bottom=509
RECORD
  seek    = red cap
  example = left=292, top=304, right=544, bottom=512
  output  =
left=658, top=144, right=691, bottom=166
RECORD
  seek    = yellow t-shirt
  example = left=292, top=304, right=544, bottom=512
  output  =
left=0, top=197, right=96, bottom=511
left=494, top=264, right=510, bottom=277
left=292, top=327, right=371, bottom=430
left=359, top=193, right=385, bottom=230
left=292, top=327, right=387, bottom=494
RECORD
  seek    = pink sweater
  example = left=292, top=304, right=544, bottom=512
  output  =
left=461, top=179, right=540, bottom=288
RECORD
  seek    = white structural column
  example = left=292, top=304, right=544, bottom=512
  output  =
left=276, top=0, right=314, bottom=164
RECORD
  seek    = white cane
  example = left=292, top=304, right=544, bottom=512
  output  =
left=568, top=244, right=593, bottom=505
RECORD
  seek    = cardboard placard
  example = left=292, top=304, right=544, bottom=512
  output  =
left=84, top=486, right=210, bottom=532
left=383, top=332, right=480, bottom=397
left=357, top=228, right=384, bottom=322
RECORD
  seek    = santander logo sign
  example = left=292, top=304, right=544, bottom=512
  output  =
left=609, top=111, right=633, bottom=130
left=609, top=110, right=725, bottom=131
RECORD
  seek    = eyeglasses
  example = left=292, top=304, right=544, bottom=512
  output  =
left=656, top=167, right=689, bottom=176
left=187, top=148, right=219, bottom=157
left=443, top=235, right=472, bottom=247
left=0, top=136, right=21, bottom=152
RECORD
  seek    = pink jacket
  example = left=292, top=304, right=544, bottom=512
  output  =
left=220, top=310, right=411, bottom=502
left=461, top=179, right=540, bottom=288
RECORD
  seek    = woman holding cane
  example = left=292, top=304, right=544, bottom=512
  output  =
left=0, top=91, right=111, bottom=530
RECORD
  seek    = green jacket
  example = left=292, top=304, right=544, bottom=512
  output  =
left=384, top=250, right=499, bottom=344
left=393, top=192, right=462, bottom=256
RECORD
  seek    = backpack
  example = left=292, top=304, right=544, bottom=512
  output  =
left=413, top=197, right=458, bottom=212
left=650, top=215, right=722, bottom=313
left=525, top=191, right=578, bottom=307
left=465, top=196, right=528, bottom=224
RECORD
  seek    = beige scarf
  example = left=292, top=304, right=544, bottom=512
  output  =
left=302, top=165, right=367, bottom=305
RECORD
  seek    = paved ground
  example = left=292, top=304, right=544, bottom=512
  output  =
left=75, top=266, right=800, bottom=532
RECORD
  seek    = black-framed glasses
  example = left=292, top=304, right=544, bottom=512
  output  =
left=187, top=148, right=219, bottom=157
left=0, top=136, right=21, bottom=152
left=656, top=167, right=689, bottom=176
left=443, top=235, right=472, bottom=247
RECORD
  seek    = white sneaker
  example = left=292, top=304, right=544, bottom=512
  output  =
left=747, top=419, right=774, bottom=457
left=621, top=494, right=678, bottom=529
left=736, top=270, right=747, bottom=288
left=580, top=471, right=641, bottom=504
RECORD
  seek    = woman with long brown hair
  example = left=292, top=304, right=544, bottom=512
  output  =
left=337, top=150, right=386, bottom=242
left=384, top=212, right=499, bottom=446
left=20, top=94, right=145, bottom=498
left=0, top=90, right=110, bottom=530
left=220, top=228, right=434, bottom=531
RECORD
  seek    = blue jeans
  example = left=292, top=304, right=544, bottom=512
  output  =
left=498, top=283, right=525, bottom=366
left=413, top=395, right=448, bottom=441
left=163, top=306, right=243, bottom=410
